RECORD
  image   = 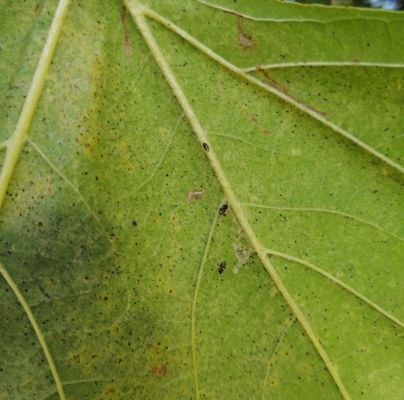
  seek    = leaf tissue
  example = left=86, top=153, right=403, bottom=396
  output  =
left=0, top=0, right=403, bottom=399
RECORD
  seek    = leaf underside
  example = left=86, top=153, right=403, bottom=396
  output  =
left=0, top=1, right=403, bottom=399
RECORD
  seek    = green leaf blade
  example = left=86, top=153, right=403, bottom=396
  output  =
left=1, top=1, right=403, bottom=399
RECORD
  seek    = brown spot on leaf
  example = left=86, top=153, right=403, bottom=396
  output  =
left=121, top=6, right=132, bottom=55
left=241, top=108, right=271, bottom=136
left=237, top=16, right=255, bottom=49
left=46, top=176, right=54, bottom=195
left=151, top=365, right=167, bottom=377
left=34, top=2, right=44, bottom=14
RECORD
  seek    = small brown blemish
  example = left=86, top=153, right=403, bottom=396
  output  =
left=203, top=142, right=210, bottom=151
left=187, top=189, right=206, bottom=202
left=151, top=365, right=167, bottom=377
left=241, top=108, right=271, bottom=136
left=121, top=6, right=132, bottom=54
left=34, top=3, right=44, bottom=14
left=46, top=177, right=54, bottom=195
left=237, top=16, right=255, bottom=49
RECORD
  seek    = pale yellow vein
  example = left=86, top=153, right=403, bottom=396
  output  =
left=28, top=139, right=115, bottom=247
left=28, top=138, right=133, bottom=324
left=0, top=1, right=71, bottom=399
left=0, top=0, right=71, bottom=211
left=129, top=53, right=152, bottom=92
left=266, top=248, right=404, bottom=329
left=242, top=61, right=404, bottom=72
left=261, top=317, right=296, bottom=400
left=133, top=112, right=184, bottom=194
left=375, top=133, right=404, bottom=150
left=191, top=203, right=221, bottom=400
left=242, top=202, right=403, bottom=242
left=197, top=0, right=402, bottom=23
left=0, top=263, right=65, bottom=400
left=210, top=132, right=272, bottom=153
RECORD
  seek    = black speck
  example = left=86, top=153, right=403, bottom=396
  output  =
left=132, top=220, right=137, bottom=227
left=203, top=142, right=209, bottom=151
left=218, top=261, right=227, bottom=274
left=219, top=203, right=228, bottom=216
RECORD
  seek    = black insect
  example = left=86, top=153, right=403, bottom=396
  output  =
left=218, top=261, right=227, bottom=274
left=202, top=142, right=209, bottom=151
left=219, top=203, right=228, bottom=216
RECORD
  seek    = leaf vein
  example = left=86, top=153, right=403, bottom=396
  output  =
left=197, top=0, right=404, bottom=23
left=261, top=317, right=297, bottom=400
left=242, top=61, right=404, bottom=71
left=266, top=249, right=404, bottom=329
left=191, top=203, right=221, bottom=400
left=0, top=0, right=72, bottom=213
left=242, top=202, right=403, bottom=242
left=133, top=112, right=184, bottom=195
left=0, top=263, right=65, bottom=400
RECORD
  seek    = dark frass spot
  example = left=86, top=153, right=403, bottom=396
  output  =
left=218, top=261, right=227, bottom=274
left=219, top=203, right=228, bottom=216
left=203, top=142, right=209, bottom=151
left=132, top=220, right=137, bottom=227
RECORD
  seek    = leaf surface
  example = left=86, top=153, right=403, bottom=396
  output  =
left=0, top=1, right=403, bottom=399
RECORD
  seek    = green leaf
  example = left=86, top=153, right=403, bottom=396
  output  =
left=1, top=0, right=403, bottom=399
